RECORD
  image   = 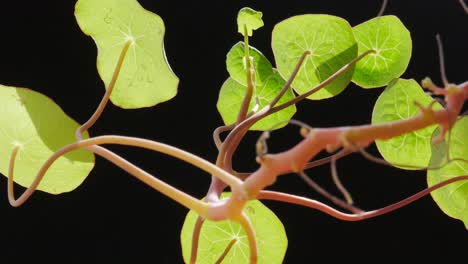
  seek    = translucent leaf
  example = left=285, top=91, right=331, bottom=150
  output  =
left=75, top=0, right=179, bottom=109
left=237, top=7, right=264, bottom=36
left=180, top=193, right=287, bottom=264
left=372, top=79, right=442, bottom=169
left=226, top=42, right=274, bottom=86
left=352, top=16, right=412, bottom=88
left=0, top=85, right=95, bottom=194
left=428, top=117, right=468, bottom=229
left=272, top=15, right=357, bottom=100
left=217, top=72, right=296, bottom=131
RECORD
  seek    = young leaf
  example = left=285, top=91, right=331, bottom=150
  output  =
left=75, top=0, right=179, bottom=109
left=427, top=117, right=468, bottom=229
left=272, top=15, right=357, bottom=100
left=352, top=16, right=412, bottom=88
left=217, top=72, right=296, bottom=131
left=237, top=7, right=264, bottom=36
left=0, top=85, right=95, bottom=194
left=226, top=42, right=274, bottom=86
left=372, top=79, right=442, bottom=169
left=180, top=193, right=287, bottom=264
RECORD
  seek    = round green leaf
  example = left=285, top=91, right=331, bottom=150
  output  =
left=75, top=0, right=179, bottom=109
left=272, top=15, right=357, bottom=100
left=180, top=193, right=287, bottom=264
left=237, top=7, right=264, bottom=37
left=372, top=79, right=442, bottom=169
left=0, top=85, right=95, bottom=194
left=428, top=117, right=468, bottom=229
left=226, top=42, right=274, bottom=87
left=217, top=72, right=296, bottom=131
left=352, top=16, right=412, bottom=88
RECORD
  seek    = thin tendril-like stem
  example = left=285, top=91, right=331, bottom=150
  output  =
left=358, top=147, right=468, bottom=170
left=330, top=156, right=354, bottom=205
left=215, top=238, right=237, bottom=264
left=218, top=50, right=312, bottom=170
left=435, top=34, right=449, bottom=86
left=377, top=0, right=388, bottom=17
left=303, top=149, right=352, bottom=170
left=269, top=51, right=310, bottom=107
left=8, top=143, right=209, bottom=214
left=190, top=217, right=205, bottom=264
left=460, top=0, right=468, bottom=14
left=271, top=50, right=375, bottom=113
left=75, top=40, right=132, bottom=141
left=258, top=175, right=468, bottom=221
left=213, top=124, right=236, bottom=150
left=7, top=136, right=242, bottom=213
left=236, top=25, right=255, bottom=124
left=235, top=212, right=257, bottom=264
left=298, top=171, right=362, bottom=213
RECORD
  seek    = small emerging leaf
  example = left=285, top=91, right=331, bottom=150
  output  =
left=272, top=15, right=357, bottom=100
left=428, top=117, right=468, bottom=229
left=180, top=193, right=288, bottom=264
left=226, top=42, right=273, bottom=86
left=0, top=85, right=95, bottom=194
left=75, top=0, right=179, bottom=109
left=237, top=7, right=264, bottom=36
left=372, top=79, right=442, bottom=169
left=352, top=16, right=412, bottom=88
left=217, top=72, right=296, bottom=131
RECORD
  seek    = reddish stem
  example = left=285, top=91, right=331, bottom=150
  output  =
left=258, top=175, right=468, bottom=221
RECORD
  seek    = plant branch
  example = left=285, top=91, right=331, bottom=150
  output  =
left=270, top=49, right=375, bottom=114
left=236, top=26, right=256, bottom=124
left=75, top=40, right=132, bottom=141
left=7, top=136, right=243, bottom=216
left=190, top=217, right=205, bottom=264
left=258, top=174, right=468, bottom=221
left=298, top=170, right=362, bottom=213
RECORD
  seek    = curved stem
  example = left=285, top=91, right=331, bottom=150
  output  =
left=258, top=175, right=468, bottom=221
left=190, top=216, right=205, bottom=264
left=213, top=123, right=236, bottom=150
left=271, top=50, right=375, bottom=113
left=377, top=0, right=388, bottom=17
left=75, top=40, right=132, bottom=141
left=7, top=136, right=242, bottom=215
left=235, top=212, right=257, bottom=264
left=298, top=171, right=362, bottom=213
left=237, top=26, right=255, bottom=124
left=219, top=50, right=311, bottom=171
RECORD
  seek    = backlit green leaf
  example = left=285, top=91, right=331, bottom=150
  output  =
left=180, top=193, right=287, bottom=264
left=237, top=7, right=264, bottom=36
left=428, top=117, right=468, bottom=229
left=352, top=16, right=412, bottom=88
left=372, top=79, right=442, bottom=169
left=226, top=42, right=274, bottom=86
left=217, top=72, right=296, bottom=131
left=0, top=85, right=95, bottom=194
left=272, top=15, right=357, bottom=99
left=75, top=0, right=179, bottom=109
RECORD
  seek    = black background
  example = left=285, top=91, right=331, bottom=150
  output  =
left=0, top=0, right=467, bottom=263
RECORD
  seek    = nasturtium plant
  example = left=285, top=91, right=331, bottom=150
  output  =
left=352, top=15, right=412, bottom=88
left=272, top=15, right=357, bottom=100
left=75, top=0, right=179, bottom=109
left=372, top=79, right=442, bottom=169
left=237, top=7, right=264, bottom=36
left=428, top=117, right=468, bottom=229
left=217, top=72, right=296, bottom=130
left=0, top=85, right=94, bottom=194
left=227, top=42, right=274, bottom=87
left=180, top=193, right=287, bottom=264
